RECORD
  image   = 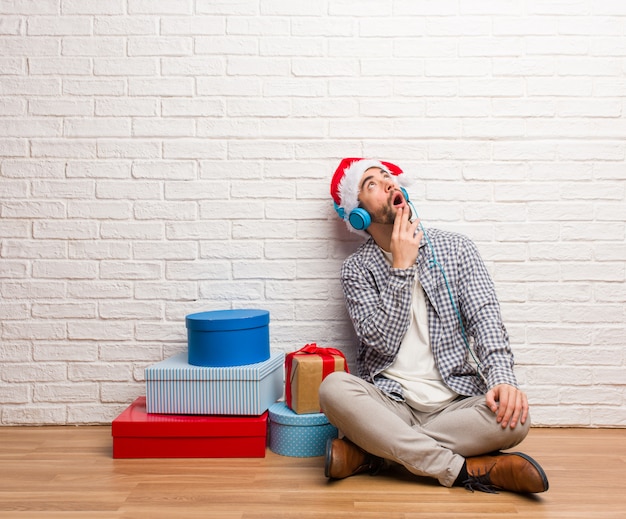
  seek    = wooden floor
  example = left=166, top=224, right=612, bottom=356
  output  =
left=0, top=426, right=624, bottom=519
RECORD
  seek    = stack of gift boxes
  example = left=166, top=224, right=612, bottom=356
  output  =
left=112, top=310, right=348, bottom=459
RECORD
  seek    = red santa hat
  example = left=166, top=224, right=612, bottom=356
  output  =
left=330, top=157, right=410, bottom=234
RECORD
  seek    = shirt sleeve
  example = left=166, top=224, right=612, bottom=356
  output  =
left=340, top=255, right=416, bottom=359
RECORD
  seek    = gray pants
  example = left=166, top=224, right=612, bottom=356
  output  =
left=319, top=371, right=530, bottom=487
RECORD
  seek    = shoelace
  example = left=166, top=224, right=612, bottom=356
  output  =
left=463, top=464, right=499, bottom=494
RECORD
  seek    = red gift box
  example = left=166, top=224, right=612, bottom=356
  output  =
left=111, top=397, right=267, bottom=459
left=285, top=343, right=349, bottom=414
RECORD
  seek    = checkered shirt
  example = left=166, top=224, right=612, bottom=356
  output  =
left=340, top=228, right=518, bottom=400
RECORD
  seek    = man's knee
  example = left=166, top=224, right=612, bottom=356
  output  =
left=319, top=370, right=351, bottom=407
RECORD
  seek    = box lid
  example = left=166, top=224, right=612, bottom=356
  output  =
left=186, top=309, right=269, bottom=332
left=268, top=401, right=330, bottom=426
left=145, top=350, right=284, bottom=382
left=112, top=397, right=268, bottom=437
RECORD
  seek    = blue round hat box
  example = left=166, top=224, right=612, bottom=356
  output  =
left=186, top=309, right=270, bottom=367
left=269, top=402, right=338, bottom=458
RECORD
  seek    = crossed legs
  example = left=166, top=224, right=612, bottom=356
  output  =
left=319, top=371, right=529, bottom=487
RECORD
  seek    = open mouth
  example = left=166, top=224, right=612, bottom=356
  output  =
left=392, top=191, right=404, bottom=207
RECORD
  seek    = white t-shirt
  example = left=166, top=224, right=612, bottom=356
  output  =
left=381, top=250, right=458, bottom=412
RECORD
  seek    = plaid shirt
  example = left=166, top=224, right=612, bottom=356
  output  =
left=340, top=228, right=518, bottom=401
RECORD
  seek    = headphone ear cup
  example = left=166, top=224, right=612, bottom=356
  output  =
left=348, top=208, right=371, bottom=231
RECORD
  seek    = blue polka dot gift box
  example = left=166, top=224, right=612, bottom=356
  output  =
left=268, top=401, right=338, bottom=458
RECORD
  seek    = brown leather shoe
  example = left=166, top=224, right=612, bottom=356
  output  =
left=464, top=452, right=549, bottom=494
left=324, top=438, right=384, bottom=480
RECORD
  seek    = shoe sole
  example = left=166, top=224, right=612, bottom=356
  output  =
left=324, top=437, right=334, bottom=479
left=507, top=451, right=550, bottom=492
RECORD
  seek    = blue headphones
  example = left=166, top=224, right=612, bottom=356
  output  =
left=334, top=187, right=413, bottom=231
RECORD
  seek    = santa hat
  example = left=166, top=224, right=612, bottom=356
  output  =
left=330, top=157, right=410, bottom=234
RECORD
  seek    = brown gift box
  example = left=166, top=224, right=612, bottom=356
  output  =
left=285, top=344, right=349, bottom=415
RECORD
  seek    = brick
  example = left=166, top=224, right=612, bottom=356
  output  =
left=68, top=362, right=132, bottom=382
left=1, top=281, right=66, bottom=299
left=94, top=16, right=157, bottom=35
left=29, top=57, right=91, bottom=75
left=0, top=97, right=25, bottom=115
left=132, top=241, right=197, bottom=260
left=172, top=223, right=226, bottom=250
left=96, top=98, right=158, bottom=116
left=0, top=37, right=60, bottom=56
left=161, top=98, right=224, bottom=116
left=67, top=320, right=134, bottom=341
left=132, top=161, right=195, bottom=180
left=94, top=57, right=158, bottom=76
left=99, top=301, right=163, bottom=319
left=162, top=57, right=224, bottom=76
left=164, top=180, right=229, bottom=200
left=2, top=239, right=66, bottom=259
left=100, top=261, right=161, bottom=280
left=31, top=179, right=93, bottom=199
left=62, top=37, right=125, bottom=57
left=165, top=260, right=230, bottom=280
left=97, top=139, right=161, bottom=159
left=134, top=281, right=198, bottom=301
left=195, top=36, right=258, bottom=55
left=33, top=260, right=98, bottom=280
left=69, top=241, right=131, bottom=260
left=228, top=57, right=289, bottom=76
left=161, top=16, right=225, bottom=35
left=230, top=16, right=290, bottom=36
left=198, top=280, right=264, bottom=301
left=27, top=16, right=92, bottom=35
left=0, top=16, right=23, bottom=35
left=0, top=302, right=29, bottom=320
left=0, top=385, right=29, bottom=404
left=66, top=161, right=131, bottom=179
left=31, top=139, right=96, bottom=158
left=34, top=383, right=98, bottom=402
left=66, top=281, right=132, bottom=299
left=0, top=117, right=62, bottom=137
left=132, top=118, right=194, bottom=138
left=96, top=180, right=161, bottom=201
left=2, top=406, right=67, bottom=425
left=32, top=302, right=96, bottom=319
left=128, top=78, right=194, bottom=96
left=128, top=0, right=192, bottom=15
left=2, top=321, right=66, bottom=340
left=163, top=139, right=226, bottom=159
left=65, top=118, right=130, bottom=138
left=67, top=201, right=132, bottom=219
left=99, top=222, right=163, bottom=240
left=196, top=0, right=258, bottom=15
left=63, top=79, right=126, bottom=96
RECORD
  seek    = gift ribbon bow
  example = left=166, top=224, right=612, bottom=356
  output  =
left=285, top=343, right=349, bottom=409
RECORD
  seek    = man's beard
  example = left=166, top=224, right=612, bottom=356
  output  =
left=368, top=194, right=397, bottom=225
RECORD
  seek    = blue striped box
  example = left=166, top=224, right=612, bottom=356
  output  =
left=145, top=351, right=284, bottom=415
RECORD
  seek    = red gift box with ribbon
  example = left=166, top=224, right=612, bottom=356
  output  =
left=285, top=343, right=349, bottom=415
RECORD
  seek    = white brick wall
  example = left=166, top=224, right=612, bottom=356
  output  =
left=1, top=0, right=625, bottom=426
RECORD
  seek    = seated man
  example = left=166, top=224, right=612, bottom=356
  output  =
left=320, top=158, right=548, bottom=494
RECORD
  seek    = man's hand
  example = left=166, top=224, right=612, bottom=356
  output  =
left=390, top=206, right=422, bottom=269
left=485, top=383, right=529, bottom=429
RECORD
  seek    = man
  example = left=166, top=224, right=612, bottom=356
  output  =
left=319, top=158, right=549, bottom=494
